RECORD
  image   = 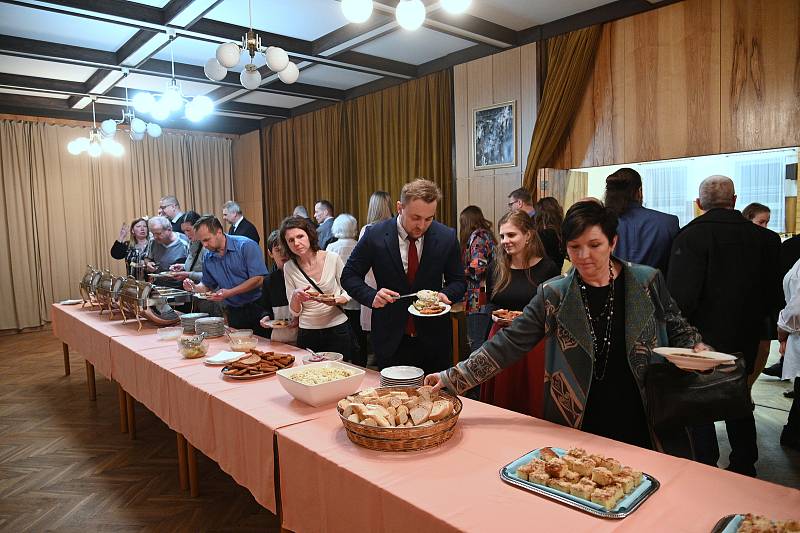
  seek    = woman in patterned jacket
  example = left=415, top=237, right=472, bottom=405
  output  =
left=426, top=201, right=708, bottom=457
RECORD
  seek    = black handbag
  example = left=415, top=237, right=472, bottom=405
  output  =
left=645, top=356, right=752, bottom=430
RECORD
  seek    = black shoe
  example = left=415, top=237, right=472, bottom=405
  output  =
left=780, top=426, right=800, bottom=451
left=786, top=390, right=795, bottom=399
left=725, top=464, right=757, bottom=477
left=762, top=361, right=783, bottom=377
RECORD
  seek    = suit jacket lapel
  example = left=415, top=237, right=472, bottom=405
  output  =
left=383, top=223, right=408, bottom=286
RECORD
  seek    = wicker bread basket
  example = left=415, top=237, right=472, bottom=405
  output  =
left=337, top=386, right=463, bottom=452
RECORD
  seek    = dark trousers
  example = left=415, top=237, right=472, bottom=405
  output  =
left=227, top=301, right=269, bottom=338
left=297, top=322, right=352, bottom=360
left=691, top=413, right=759, bottom=476
left=344, top=309, right=367, bottom=367
left=466, top=310, right=491, bottom=353
left=381, top=335, right=451, bottom=376
left=787, top=378, right=799, bottom=436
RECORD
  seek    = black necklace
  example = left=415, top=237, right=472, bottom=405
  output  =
left=577, top=260, right=615, bottom=381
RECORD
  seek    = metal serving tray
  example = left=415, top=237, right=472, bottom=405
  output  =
left=711, top=515, right=742, bottom=533
left=499, top=447, right=660, bottom=519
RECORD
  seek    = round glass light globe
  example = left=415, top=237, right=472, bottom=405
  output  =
left=162, top=86, right=183, bottom=112
left=100, top=119, right=117, bottom=138
left=240, top=68, right=262, bottom=90
left=130, top=131, right=145, bottom=141
left=265, top=46, right=289, bottom=72
left=396, top=0, right=425, bottom=30
left=67, top=139, right=83, bottom=155
left=204, top=58, right=227, bottom=81
left=146, top=123, right=162, bottom=138
left=130, top=117, right=147, bottom=134
left=75, top=137, right=90, bottom=152
left=277, top=62, right=299, bottom=84
left=216, top=42, right=241, bottom=69
left=151, top=103, right=170, bottom=122
left=87, top=142, right=102, bottom=157
left=132, top=92, right=155, bottom=114
left=342, top=0, right=373, bottom=23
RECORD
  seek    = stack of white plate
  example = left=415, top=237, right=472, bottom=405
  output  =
left=180, top=312, right=208, bottom=333
left=194, top=317, right=225, bottom=338
left=380, top=366, right=424, bottom=388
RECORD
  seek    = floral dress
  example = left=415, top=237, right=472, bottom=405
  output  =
left=462, top=228, right=495, bottom=314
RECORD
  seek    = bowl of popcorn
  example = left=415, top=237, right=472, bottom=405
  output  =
left=276, top=361, right=366, bottom=407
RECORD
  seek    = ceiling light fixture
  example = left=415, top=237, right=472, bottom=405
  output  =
left=67, top=97, right=124, bottom=157
left=135, top=34, right=215, bottom=122
left=441, top=0, right=471, bottom=14
left=204, top=0, right=299, bottom=89
left=100, top=80, right=163, bottom=143
left=341, top=0, right=373, bottom=23
left=341, top=0, right=473, bottom=27
left=396, top=0, right=426, bottom=30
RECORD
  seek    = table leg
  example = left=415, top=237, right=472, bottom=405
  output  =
left=177, top=433, right=188, bottom=491
left=117, top=384, right=128, bottom=433
left=62, top=343, right=70, bottom=376
left=125, top=392, right=136, bottom=440
left=187, top=441, right=199, bottom=497
left=85, top=361, right=96, bottom=401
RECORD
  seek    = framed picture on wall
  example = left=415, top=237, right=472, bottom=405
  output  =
left=472, top=101, right=516, bottom=170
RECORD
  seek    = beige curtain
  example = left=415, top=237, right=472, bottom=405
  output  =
left=522, top=25, right=603, bottom=198
left=0, top=119, right=234, bottom=330
left=263, top=70, right=454, bottom=232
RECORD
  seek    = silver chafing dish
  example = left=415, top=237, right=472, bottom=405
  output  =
left=79, top=265, right=102, bottom=307
left=117, top=277, right=194, bottom=330
left=95, top=269, right=125, bottom=318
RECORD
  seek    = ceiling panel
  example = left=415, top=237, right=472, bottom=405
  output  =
left=205, top=0, right=349, bottom=41
left=467, top=0, right=616, bottom=30
left=0, top=3, right=139, bottom=52
left=353, top=27, right=473, bottom=65
left=297, top=65, right=380, bottom=90
left=152, top=37, right=236, bottom=69
left=0, top=55, right=97, bottom=83
left=233, top=91, right=312, bottom=108
left=0, top=88, right=68, bottom=99
left=123, top=73, right=218, bottom=96
left=123, top=0, right=171, bottom=7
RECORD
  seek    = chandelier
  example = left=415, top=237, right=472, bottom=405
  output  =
left=342, top=0, right=471, bottom=30
left=203, top=0, right=299, bottom=89
left=101, top=76, right=163, bottom=142
left=67, top=98, right=124, bottom=157
left=133, top=34, right=215, bottom=122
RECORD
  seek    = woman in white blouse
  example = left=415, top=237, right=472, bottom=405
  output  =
left=776, top=258, right=800, bottom=450
left=281, top=216, right=352, bottom=359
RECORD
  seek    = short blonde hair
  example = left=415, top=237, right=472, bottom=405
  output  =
left=400, top=179, right=442, bottom=206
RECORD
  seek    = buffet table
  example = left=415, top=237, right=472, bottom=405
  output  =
left=51, top=304, right=799, bottom=531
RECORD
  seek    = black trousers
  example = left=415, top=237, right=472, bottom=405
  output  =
left=691, top=412, right=758, bottom=475
left=297, top=322, right=352, bottom=360
left=344, top=309, right=367, bottom=366
left=381, top=335, right=451, bottom=376
left=787, top=378, right=799, bottom=436
left=227, top=301, right=269, bottom=338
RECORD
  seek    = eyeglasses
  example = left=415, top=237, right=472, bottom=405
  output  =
left=159, top=204, right=176, bottom=209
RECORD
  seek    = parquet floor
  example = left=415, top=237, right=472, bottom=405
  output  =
left=0, top=330, right=279, bottom=532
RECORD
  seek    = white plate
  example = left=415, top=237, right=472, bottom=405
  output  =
left=380, top=366, right=424, bottom=380
left=491, top=310, right=522, bottom=324
left=653, top=347, right=737, bottom=371
left=59, top=299, right=83, bottom=305
left=407, top=303, right=451, bottom=318
left=265, top=319, right=294, bottom=329
left=204, top=350, right=245, bottom=365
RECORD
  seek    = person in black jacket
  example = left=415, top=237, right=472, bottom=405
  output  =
left=158, top=195, right=186, bottom=233
left=222, top=200, right=261, bottom=244
left=341, top=179, right=466, bottom=374
left=667, top=175, right=782, bottom=477
left=110, top=216, right=151, bottom=279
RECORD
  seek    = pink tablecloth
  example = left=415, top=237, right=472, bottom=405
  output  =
left=276, top=398, right=800, bottom=533
left=51, top=303, right=159, bottom=379
left=109, top=333, right=380, bottom=512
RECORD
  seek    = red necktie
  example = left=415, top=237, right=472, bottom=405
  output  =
left=405, top=236, right=418, bottom=336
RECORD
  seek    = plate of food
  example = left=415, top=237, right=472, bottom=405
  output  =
left=492, top=309, right=523, bottom=324
left=409, top=289, right=450, bottom=317
left=653, top=347, right=737, bottom=371
left=711, top=513, right=800, bottom=533
left=221, top=349, right=295, bottom=380
left=500, top=446, right=659, bottom=519
left=193, top=291, right=215, bottom=300
left=264, top=318, right=294, bottom=329
left=305, top=290, right=337, bottom=304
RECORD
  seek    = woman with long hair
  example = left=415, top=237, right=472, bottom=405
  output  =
left=480, top=210, right=560, bottom=417
left=533, top=197, right=565, bottom=272
left=357, top=191, right=394, bottom=366
left=110, top=217, right=150, bottom=279
left=281, top=216, right=352, bottom=359
left=459, top=205, right=496, bottom=351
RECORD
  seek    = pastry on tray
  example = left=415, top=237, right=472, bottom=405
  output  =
left=514, top=447, right=645, bottom=511
left=736, top=514, right=800, bottom=533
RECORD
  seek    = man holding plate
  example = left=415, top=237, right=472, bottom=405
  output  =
left=342, top=179, right=465, bottom=374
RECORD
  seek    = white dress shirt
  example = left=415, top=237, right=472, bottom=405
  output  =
left=396, top=215, right=424, bottom=273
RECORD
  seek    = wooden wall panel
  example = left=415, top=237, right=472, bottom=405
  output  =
left=232, top=130, right=264, bottom=251
left=467, top=56, right=495, bottom=179
left=492, top=48, right=522, bottom=175
left=468, top=176, right=496, bottom=225
left=453, top=63, right=470, bottom=181
left=721, top=0, right=800, bottom=152
left=519, top=43, right=538, bottom=175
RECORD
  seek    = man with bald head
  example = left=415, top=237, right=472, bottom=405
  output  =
left=667, top=175, right=781, bottom=477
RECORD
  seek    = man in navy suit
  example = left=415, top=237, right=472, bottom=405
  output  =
left=342, top=179, right=466, bottom=374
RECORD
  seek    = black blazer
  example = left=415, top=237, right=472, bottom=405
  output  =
left=342, top=218, right=466, bottom=367
left=231, top=217, right=260, bottom=244
left=171, top=213, right=186, bottom=233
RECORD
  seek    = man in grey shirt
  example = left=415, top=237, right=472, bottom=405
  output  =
left=145, top=216, right=189, bottom=286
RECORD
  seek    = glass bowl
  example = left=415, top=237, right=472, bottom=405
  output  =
left=229, top=335, right=258, bottom=352
left=157, top=326, right=183, bottom=341
left=177, top=335, right=208, bottom=359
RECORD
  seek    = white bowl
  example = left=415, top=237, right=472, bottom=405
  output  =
left=277, top=361, right=365, bottom=407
